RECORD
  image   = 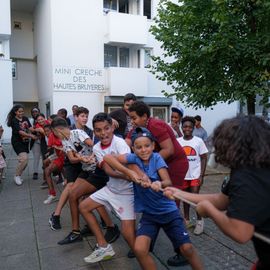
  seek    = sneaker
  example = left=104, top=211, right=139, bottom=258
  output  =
left=127, top=249, right=136, bottom=258
left=84, top=244, right=115, bottom=263
left=58, top=231, right=82, bottom=245
left=194, top=219, right=204, bottom=235
left=80, top=225, right=93, bottom=237
left=167, top=253, right=189, bottom=267
left=14, top=176, right=23, bottom=186
left=40, top=181, right=48, bottom=189
left=43, top=195, right=57, bottom=204
left=49, top=212, right=61, bottom=230
left=104, top=224, right=120, bottom=243
left=33, top=173, right=38, bottom=180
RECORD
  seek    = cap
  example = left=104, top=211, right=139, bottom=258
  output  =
left=31, top=107, right=40, bottom=112
left=131, top=127, right=155, bottom=145
left=171, top=106, right=184, bottom=117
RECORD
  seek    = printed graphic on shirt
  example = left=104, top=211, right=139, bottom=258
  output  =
left=62, top=129, right=96, bottom=172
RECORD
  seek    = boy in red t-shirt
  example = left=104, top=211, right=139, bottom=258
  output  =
left=43, top=125, right=64, bottom=204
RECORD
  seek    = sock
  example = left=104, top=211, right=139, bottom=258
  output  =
left=49, top=189, right=56, bottom=196
left=72, top=230, right=80, bottom=234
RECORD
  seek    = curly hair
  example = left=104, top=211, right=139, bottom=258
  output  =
left=181, top=116, right=195, bottom=126
left=128, top=101, right=150, bottom=118
left=212, top=115, right=270, bottom=169
left=6, top=104, right=24, bottom=127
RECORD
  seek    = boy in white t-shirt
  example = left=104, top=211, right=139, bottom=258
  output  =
left=177, top=116, right=208, bottom=235
left=79, top=112, right=135, bottom=264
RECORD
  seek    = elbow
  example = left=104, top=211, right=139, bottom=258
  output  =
left=231, top=232, right=252, bottom=244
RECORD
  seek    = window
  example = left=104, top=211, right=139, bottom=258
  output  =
left=137, top=50, right=141, bottom=68
left=151, top=107, right=168, bottom=121
left=104, top=45, right=117, bottom=67
left=119, top=0, right=129, bottom=13
left=119, top=48, right=129, bottom=67
left=144, top=49, right=152, bottom=68
left=108, top=106, right=122, bottom=113
left=104, top=0, right=117, bottom=11
left=12, top=60, right=17, bottom=79
left=104, top=45, right=130, bottom=68
left=144, top=0, right=152, bottom=19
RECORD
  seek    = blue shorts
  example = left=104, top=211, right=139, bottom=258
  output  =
left=136, top=210, right=191, bottom=251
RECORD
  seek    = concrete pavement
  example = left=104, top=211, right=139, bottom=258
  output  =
left=0, top=144, right=257, bottom=270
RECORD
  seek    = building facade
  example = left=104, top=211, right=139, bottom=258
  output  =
left=0, top=0, right=239, bottom=142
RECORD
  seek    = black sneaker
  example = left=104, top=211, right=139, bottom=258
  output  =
left=33, top=173, right=38, bottom=180
left=57, top=231, right=83, bottom=245
left=49, top=212, right=61, bottom=230
left=104, top=224, right=120, bottom=243
left=167, top=253, right=189, bottom=267
left=127, top=249, right=136, bottom=258
left=40, top=181, right=48, bottom=189
left=80, top=225, right=93, bottom=237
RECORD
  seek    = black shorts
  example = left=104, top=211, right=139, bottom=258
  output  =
left=78, top=170, right=109, bottom=190
left=63, top=162, right=82, bottom=183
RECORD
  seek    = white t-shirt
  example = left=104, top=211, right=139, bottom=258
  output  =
left=177, top=136, right=208, bottom=180
left=93, top=135, right=133, bottom=195
left=62, top=129, right=96, bottom=172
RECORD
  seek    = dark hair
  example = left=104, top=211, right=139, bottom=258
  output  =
left=213, top=115, right=270, bottom=169
left=57, top=108, right=68, bottom=118
left=128, top=101, right=150, bottom=118
left=124, top=93, right=137, bottom=103
left=43, top=124, right=51, bottom=129
left=51, top=117, right=68, bottom=129
left=194, top=115, right=201, bottom=122
left=37, top=113, right=46, bottom=119
left=75, top=106, right=89, bottom=116
left=6, top=104, right=24, bottom=127
left=92, top=113, right=112, bottom=127
left=49, top=114, right=57, bottom=120
left=181, top=116, right=195, bottom=126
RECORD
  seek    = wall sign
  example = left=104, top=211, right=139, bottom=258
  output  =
left=53, top=66, right=106, bottom=92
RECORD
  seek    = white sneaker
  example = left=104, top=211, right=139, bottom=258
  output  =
left=14, top=176, right=23, bottom=186
left=43, top=195, right=57, bottom=204
left=84, top=244, right=115, bottom=263
left=194, top=219, right=204, bottom=235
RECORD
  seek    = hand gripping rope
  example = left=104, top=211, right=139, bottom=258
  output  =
left=159, top=188, right=270, bottom=245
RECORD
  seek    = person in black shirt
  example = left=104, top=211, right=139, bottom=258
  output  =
left=163, top=115, right=270, bottom=270
left=109, top=93, right=136, bottom=138
left=7, top=104, right=37, bottom=186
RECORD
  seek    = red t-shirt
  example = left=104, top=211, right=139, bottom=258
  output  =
left=35, top=120, right=50, bottom=129
left=127, top=117, right=188, bottom=188
left=48, top=133, right=64, bottom=159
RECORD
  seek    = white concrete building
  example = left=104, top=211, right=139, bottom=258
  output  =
left=0, top=0, right=240, bottom=142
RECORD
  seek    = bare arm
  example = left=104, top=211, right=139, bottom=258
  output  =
left=196, top=200, right=254, bottom=243
left=163, top=187, right=229, bottom=210
left=151, top=167, right=172, bottom=192
left=103, top=154, right=141, bottom=183
left=199, top=153, right=208, bottom=185
left=158, top=138, right=174, bottom=160
left=18, top=130, right=37, bottom=140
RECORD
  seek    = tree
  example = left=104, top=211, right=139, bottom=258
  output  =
left=150, top=0, right=270, bottom=114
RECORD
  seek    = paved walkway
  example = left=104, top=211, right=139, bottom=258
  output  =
left=0, top=145, right=256, bottom=270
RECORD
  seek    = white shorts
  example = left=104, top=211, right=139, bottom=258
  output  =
left=90, top=186, right=135, bottom=220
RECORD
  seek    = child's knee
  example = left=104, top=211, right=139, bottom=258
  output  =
left=179, top=243, right=195, bottom=258
left=134, top=242, right=148, bottom=258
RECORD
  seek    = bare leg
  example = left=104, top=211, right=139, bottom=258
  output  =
left=121, top=220, right=136, bottom=250
left=68, top=178, right=97, bottom=231
left=79, top=197, right=108, bottom=247
left=54, top=182, right=73, bottom=216
left=134, top=235, right=156, bottom=270
left=190, top=186, right=201, bottom=220
left=180, top=243, right=203, bottom=270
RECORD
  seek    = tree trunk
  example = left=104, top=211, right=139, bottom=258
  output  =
left=247, top=95, right=256, bottom=115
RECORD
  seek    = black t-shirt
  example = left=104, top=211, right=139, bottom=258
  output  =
left=222, top=167, right=270, bottom=269
left=109, top=108, right=128, bottom=138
